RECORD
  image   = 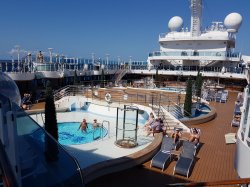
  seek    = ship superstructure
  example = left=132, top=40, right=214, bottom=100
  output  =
left=148, top=0, right=243, bottom=73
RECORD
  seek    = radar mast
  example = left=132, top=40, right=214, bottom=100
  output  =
left=190, top=0, right=202, bottom=37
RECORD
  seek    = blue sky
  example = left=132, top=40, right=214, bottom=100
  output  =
left=0, top=0, right=249, bottom=61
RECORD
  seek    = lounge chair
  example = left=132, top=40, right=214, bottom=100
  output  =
left=231, top=115, right=240, bottom=127
left=150, top=136, right=173, bottom=171
left=234, top=102, right=242, bottom=115
left=173, top=141, right=197, bottom=178
left=215, top=91, right=222, bottom=102
left=220, top=92, right=228, bottom=103
left=182, top=140, right=198, bottom=155
left=223, top=90, right=229, bottom=98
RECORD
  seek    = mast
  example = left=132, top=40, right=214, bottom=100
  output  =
left=190, top=0, right=202, bottom=37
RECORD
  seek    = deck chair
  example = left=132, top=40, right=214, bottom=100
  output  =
left=234, top=102, right=242, bottom=115
left=215, top=91, right=222, bottom=102
left=223, top=90, right=229, bottom=98
left=220, top=92, right=227, bottom=103
left=150, top=136, right=173, bottom=171
left=205, top=92, right=213, bottom=101
left=231, top=116, right=240, bottom=127
left=173, top=141, right=197, bottom=178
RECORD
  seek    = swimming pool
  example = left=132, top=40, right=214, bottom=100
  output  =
left=194, top=104, right=211, bottom=117
left=32, top=122, right=108, bottom=145
left=160, top=87, right=185, bottom=92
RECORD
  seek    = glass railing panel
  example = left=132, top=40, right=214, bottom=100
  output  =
left=0, top=93, right=84, bottom=187
left=15, top=110, right=84, bottom=187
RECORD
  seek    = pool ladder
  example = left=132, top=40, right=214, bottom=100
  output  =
left=93, top=120, right=110, bottom=140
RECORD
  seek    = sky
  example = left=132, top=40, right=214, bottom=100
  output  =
left=0, top=0, right=249, bottom=61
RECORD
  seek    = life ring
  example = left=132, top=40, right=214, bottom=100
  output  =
left=105, top=93, right=112, bottom=102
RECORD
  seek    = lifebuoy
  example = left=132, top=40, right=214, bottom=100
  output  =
left=105, top=93, right=112, bottom=102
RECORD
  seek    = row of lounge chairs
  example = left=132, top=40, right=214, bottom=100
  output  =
left=150, top=136, right=199, bottom=178
left=203, top=89, right=228, bottom=103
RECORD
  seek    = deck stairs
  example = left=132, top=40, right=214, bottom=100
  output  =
left=114, top=69, right=129, bottom=85
left=150, top=104, right=188, bottom=132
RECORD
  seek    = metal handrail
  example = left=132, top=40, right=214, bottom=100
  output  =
left=54, top=85, right=89, bottom=102
left=101, top=120, right=110, bottom=139
left=165, top=178, right=250, bottom=187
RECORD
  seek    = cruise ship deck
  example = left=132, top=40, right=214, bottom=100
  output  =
left=31, top=90, right=239, bottom=186
left=86, top=91, right=239, bottom=187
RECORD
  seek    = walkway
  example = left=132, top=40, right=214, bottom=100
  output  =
left=87, top=92, right=239, bottom=187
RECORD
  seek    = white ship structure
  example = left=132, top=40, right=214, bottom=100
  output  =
left=147, top=0, right=250, bottom=83
left=1, top=1, right=250, bottom=87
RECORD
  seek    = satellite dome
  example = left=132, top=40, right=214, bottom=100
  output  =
left=168, top=16, right=183, bottom=32
left=0, top=72, right=21, bottom=106
left=224, top=12, right=242, bottom=33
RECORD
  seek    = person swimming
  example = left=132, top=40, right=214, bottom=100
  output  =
left=78, top=118, right=88, bottom=133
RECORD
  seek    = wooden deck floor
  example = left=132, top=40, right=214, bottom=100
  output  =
left=87, top=91, right=239, bottom=187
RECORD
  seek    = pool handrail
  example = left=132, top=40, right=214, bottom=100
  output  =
left=101, top=120, right=110, bottom=139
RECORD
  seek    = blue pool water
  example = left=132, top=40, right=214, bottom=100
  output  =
left=160, top=87, right=185, bottom=92
left=32, top=122, right=107, bottom=145
left=194, top=104, right=211, bottom=117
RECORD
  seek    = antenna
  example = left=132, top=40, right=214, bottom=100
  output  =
left=190, top=0, right=202, bottom=37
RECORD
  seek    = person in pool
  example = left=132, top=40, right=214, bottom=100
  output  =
left=92, top=119, right=99, bottom=129
left=78, top=118, right=88, bottom=133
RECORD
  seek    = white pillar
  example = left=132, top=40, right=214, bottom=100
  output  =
left=48, top=48, right=53, bottom=63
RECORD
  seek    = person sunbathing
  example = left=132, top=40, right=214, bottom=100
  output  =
left=189, top=128, right=200, bottom=144
left=171, top=128, right=182, bottom=144
left=146, top=118, right=162, bottom=136
left=143, top=112, right=154, bottom=129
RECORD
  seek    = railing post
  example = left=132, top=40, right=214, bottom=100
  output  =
left=158, top=94, right=161, bottom=117
left=151, top=93, right=153, bottom=110
left=168, top=98, right=170, bottom=112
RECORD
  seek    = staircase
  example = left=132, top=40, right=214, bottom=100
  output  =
left=114, top=69, right=129, bottom=85
left=164, top=105, right=184, bottom=119
left=150, top=104, right=186, bottom=132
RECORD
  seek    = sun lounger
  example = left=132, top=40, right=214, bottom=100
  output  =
left=215, top=91, right=222, bottom=102
left=234, top=102, right=242, bottom=115
left=182, top=140, right=198, bottom=156
left=231, top=117, right=240, bottom=127
left=150, top=136, right=173, bottom=171
left=205, top=93, right=213, bottom=101
left=222, top=90, right=228, bottom=98
left=173, top=141, right=197, bottom=178
left=220, top=92, right=228, bottom=103
left=237, top=92, right=244, bottom=104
